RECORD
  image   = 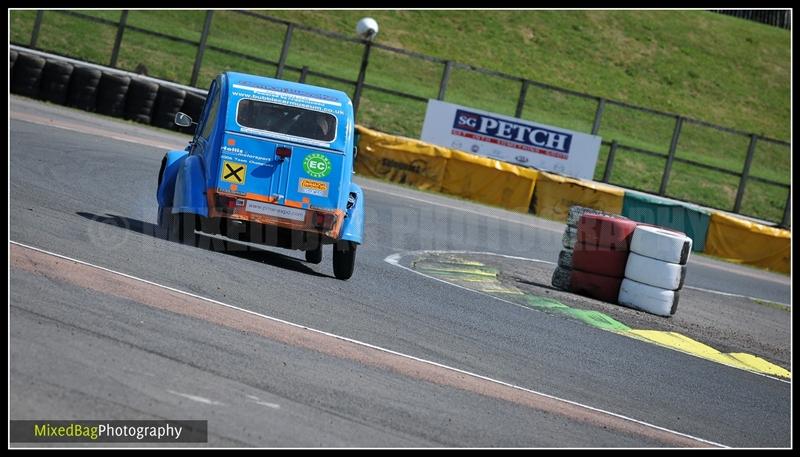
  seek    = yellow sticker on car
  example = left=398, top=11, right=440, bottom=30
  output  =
left=221, top=161, right=246, bottom=184
left=298, top=178, right=329, bottom=197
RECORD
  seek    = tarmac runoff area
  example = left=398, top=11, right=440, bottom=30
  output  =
left=388, top=251, right=790, bottom=381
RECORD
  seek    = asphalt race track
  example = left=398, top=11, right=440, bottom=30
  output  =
left=9, top=96, right=791, bottom=447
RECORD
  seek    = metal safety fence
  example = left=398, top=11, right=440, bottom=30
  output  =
left=13, top=9, right=791, bottom=226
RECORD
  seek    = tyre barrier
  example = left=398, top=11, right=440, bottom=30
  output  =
left=577, top=214, right=638, bottom=250
left=562, top=226, right=577, bottom=249
left=572, top=242, right=630, bottom=278
left=151, top=85, right=187, bottom=130
left=551, top=266, right=572, bottom=291
left=179, top=91, right=206, bottom=135
left=624, top=252, right=686, bottom=290
left=569, top=270, right=623, bottom=304
left=557, top=248, right=573, bottom=269
left=124, top=78, right=160, bottom=124
left=11, top=53, right=46, bottom=98
left=630, top=225, right=692, bottom=265
left=566, top=205, right=617, bottom=228
left=616, top=225, right=691, bottom=316
left=618, top=278, right=680, bottom=317
left=39, top=60, right=74, bottom=106
left=10, top=50, right=18, bottom=70
left=96, top=72, right=131, bottom=118
left=66, top=66, right=102, bottom=112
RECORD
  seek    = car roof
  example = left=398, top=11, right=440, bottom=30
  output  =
left=224, top=71, right=353, bottom=108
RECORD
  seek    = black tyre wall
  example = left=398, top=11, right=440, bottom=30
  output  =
left=179, top=91, right=206, bottom=135
left=66, top=66, right=102, bottom=112
left=151, top=85, right=187, bottom=130
left=124, top=78, right=160, bottom=124
left=11, top=53, right=46, bottom=98
left=39, top=60, right=74, bottom=105
left=96, top=72, right=131, bottom=118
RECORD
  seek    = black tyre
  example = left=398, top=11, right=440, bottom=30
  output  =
left=96, top=72, right=131, bottom=118
left=332, top=240, right=357, bottom=280
left=305, top=245, right=323, bottom=264
left=156, top=206, right=171, bottom=240
left=10, top=50, right=18, bottom=70
left=39, top=60, right=74, bottom=105
left=124, top=78, right=159, bottom=124
left=557, top=248, right=573, bottom=269
left=551, top=266, right=572, bottom=291
left=67, top=66, right=102, bottom=112
left=169, top=212, right=198, bottom=246
left=11, top=53, right=46, bottom=98
left=179, top=91, right=206, bottom=134
left=152, top=85, right=187, bottom=130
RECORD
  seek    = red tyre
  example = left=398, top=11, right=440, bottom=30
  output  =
left=570, top=269, right=623, bottom=303
left=577, top=214, right=638, bottom=251
left=572, top=242, right=630, bottom=277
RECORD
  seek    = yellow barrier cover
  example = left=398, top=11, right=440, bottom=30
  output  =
left=705, top=211, right=790, bottom=273
left=532, top=171, right=624, bottom=222
left=442, top=150, right=538, bottom=212
left=355, top=125, right=451, bottom=191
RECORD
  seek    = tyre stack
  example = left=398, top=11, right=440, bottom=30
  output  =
left=569, top=214, right=639, bottom=303
left=11, top=52, right=46, bottom=98
left=551, top=206, right=618, bottom=291
left=39, top=59, right=74, bottom=105
left=618, top=226, right=693, bottom=317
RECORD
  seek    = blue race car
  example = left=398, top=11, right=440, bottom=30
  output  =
left=156, top=72, right=364, bottom=280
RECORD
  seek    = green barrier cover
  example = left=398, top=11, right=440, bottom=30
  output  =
left=622, top=190, right=710, bottom=252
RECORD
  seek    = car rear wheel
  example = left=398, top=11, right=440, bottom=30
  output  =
left=332, top=241, right=356, bottom=280
left=169, top=212, right=198, bottom=246
left=305, top=245, right=323, bottom=264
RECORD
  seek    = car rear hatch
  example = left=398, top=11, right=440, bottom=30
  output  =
left=213, top=131, right=345, bottom=235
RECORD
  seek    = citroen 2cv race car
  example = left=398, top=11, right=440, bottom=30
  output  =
left=156, top=72, right=364, bottom=280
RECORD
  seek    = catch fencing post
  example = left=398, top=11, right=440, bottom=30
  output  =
left=602, top=141, right=618, bottom=183
left=659, top=115, right=683, bottom=196
left=275, top=23, right=294, bottom=79
left=30, top=11, right=44, bottom=48
left=437, top=60, right=452, bottom=100
left=733, top=134, right=758, bottom=213
left=109, top=10, right=129, bottom=68
left=190, top=10, right=214, bottom=87
left=514, top=80, right=529, bottom=118
left=353, top=40, right=372, bottom=117
left=591, top=98, right=605, bottom=135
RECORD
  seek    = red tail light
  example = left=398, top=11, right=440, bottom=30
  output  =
left=276, top=146, right=292, bottom=158
left=313, top=212, right=335, bottom=230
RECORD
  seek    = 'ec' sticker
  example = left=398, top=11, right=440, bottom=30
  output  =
left=221, top=161, right=246, bottom=184
left=303, top=153, right=332, bottom=178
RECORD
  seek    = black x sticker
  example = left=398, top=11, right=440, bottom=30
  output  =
left=221, top=161, right=246, bottom=184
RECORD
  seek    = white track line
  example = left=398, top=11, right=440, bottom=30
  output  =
left=385, top=249, right=791, bottom=385
left=9, top=240, right=725, bottom=448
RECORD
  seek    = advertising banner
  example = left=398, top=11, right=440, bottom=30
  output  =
left=421, top=100, right=601, bottom=180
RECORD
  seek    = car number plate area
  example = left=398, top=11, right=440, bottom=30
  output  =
left=245, top=200, right=306, bottom=221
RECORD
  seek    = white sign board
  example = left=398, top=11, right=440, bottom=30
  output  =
left=420, top=100, right=601, bottom=180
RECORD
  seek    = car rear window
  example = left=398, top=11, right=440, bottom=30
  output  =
left=236, top=99, right=336, bottom=142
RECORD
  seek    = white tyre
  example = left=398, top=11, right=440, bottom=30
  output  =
left=630, top=225, right=693, bottom=265
left=618, top=278, right=680, bottom=317
left=557, top=248, right=573, bottom=269
left=625, top=252, right=686, bottom=290
left=562, top=227, right=577, bottom=249
left=551, top=266, right=572, bottom=291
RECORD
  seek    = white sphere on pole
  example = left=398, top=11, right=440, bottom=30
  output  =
left=356, top=17, right=379, bottom=41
